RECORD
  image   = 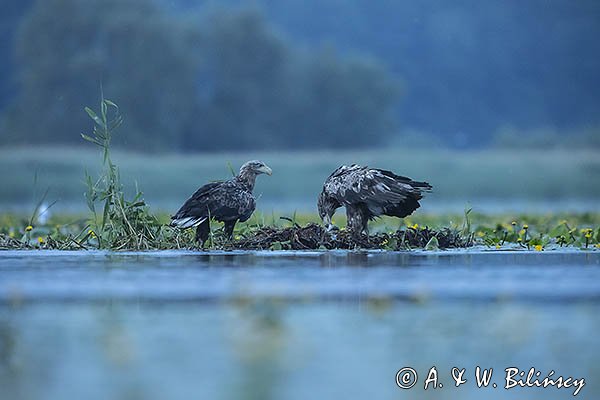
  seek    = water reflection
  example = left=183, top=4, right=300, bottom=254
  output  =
left=0, top=250, right=599, bottom=398
left=0, top=318, right=20, bottom=399
left=228, top=299, right=288, bottom=400
left=0, top=251, right=598, bottom=303
left=0, top=301, right=597, bottom=399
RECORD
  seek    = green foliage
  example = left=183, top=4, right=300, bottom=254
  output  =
left=2, top=3, right=398, bottom=151
left=3, top=1, right=600, bottom=149
left=4, top=0, right=201, bottom=151
left=289, top=47, right=398, bottom=149
left=193, top=9, right=399, bottom=150
left=2, top=208, right=599, bottom=251
left=472, top=218, right=600, bottom=251
left=82, top=96, right=166, bottom=250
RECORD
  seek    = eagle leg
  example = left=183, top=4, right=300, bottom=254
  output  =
left=195, top=219, right=210, bottom=248
left=346, top=205, right=369, bottom=237
left=223, top=220, right=237, bottom=240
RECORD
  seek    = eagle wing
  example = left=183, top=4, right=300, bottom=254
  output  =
left=171, top=180, right=256, bottom=228
left=171, top=181, right=223, bottom=228
left=326, top=165, right=432, bottom=219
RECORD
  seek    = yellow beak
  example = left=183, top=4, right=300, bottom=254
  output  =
left=258, top=165, right=273, bottom=176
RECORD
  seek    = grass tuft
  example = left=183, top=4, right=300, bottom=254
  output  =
left=81, top=95, right=168, bottom=250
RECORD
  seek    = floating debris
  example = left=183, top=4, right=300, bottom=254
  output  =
left=0, top=233, right=31, bottom=250
left=1, top=224, right=474, bottom=251
left=232, top=223, right=474, bottom=250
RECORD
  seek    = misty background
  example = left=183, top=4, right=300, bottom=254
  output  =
left=0, top=0, right=599, bottom=213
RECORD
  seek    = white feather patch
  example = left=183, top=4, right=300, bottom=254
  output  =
left=375, top=183, right=390, bottom=191
left=171, top=216, right=207, bottom=229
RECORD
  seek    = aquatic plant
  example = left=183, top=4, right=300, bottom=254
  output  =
left=1, top=210, right=599, bottom=251
left=81, top=95, right=165, bottom=249
left=474, top=218, right=599, bottom=250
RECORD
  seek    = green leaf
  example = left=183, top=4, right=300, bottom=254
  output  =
left=425, top=236, right=440, bottom=250
left=385, top=237, right=397, bottom=250
left=529, top=237, right=542, bottom=246
left=101, top=100, right=108, bottom=122
left=226, top=161, right=236, bottom=177
left=101, top=198, right=110, bottom=231
left=109, top=115, right=123, bottom=131
left=81, top=133, right=102, bottom=146
left=548, top=224, right=568, bottom=238
left=85, top=107, right=105, bottom=128
left=104, top=99, right=119, bottom=109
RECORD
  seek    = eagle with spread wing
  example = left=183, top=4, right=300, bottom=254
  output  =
left=171, top=160, right=272, bottom=246
left=318, top=165, right=432, bottom=234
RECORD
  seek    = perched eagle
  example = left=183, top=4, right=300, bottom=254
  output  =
left=318, top=165, right=432, bottom=234
left=171, top=160, right=272, bottom=246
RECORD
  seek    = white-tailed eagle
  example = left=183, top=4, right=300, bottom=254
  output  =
left=318, top=164, right=431, bottom=234
left=171, top=160, right=272, bottom=246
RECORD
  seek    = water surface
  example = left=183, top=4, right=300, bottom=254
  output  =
left=0, top=250, right=598, bottom=399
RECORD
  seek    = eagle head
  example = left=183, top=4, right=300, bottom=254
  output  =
left=317, top=190, right=340, bottom=231
left=240, top=160, right=272, bottom=176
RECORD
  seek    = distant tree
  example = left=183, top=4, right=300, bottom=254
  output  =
left=224, top=0, right=600, bottom=146
left=3, top=0, right=201, bottom=150
left=2, top=2, right=400, bottom=151
left=290, top=47, right=399, bottom=148
left=186, top=9, right=400, bottom=150
left=188, top=9, right=292, bottom=150
left=3, top=0, right=600, bottom=149
left=0, top=0, right=34, bottom=112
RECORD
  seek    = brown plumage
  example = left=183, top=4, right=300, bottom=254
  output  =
left=318, top=164, right=432, bottom=235
left=171, top=160, right=272, bottom=246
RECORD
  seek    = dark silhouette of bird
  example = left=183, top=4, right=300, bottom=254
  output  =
left=318, top=164, right=431, bottom=235
left=171, top=160, right=272, bottom=246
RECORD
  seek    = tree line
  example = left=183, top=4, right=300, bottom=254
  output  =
left=0, top=0, right=399, bottom=151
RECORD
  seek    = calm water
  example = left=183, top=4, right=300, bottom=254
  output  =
left=1, top=250, right=599, bottom=399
